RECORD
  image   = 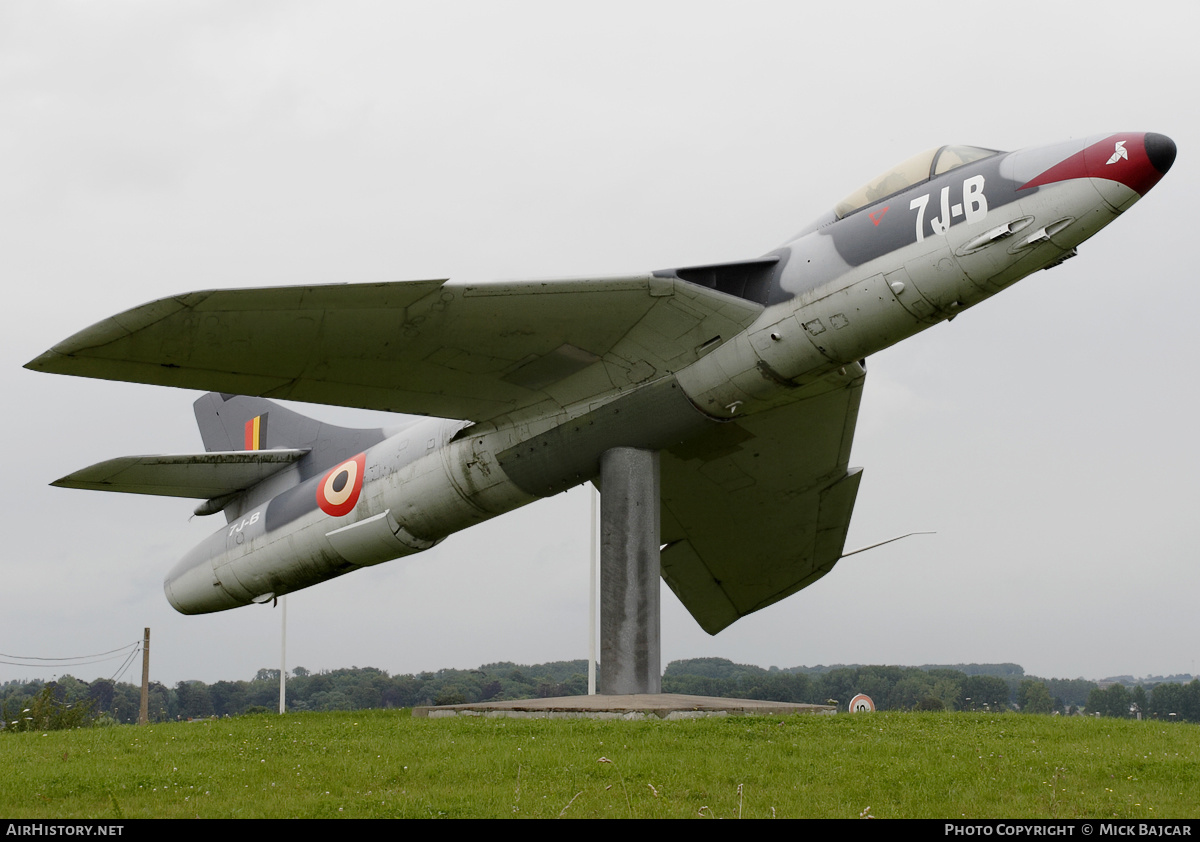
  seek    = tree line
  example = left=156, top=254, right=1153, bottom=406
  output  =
left=661, top=658, right=1199, bottom=719
left=3, top=658, right=1198, bottom=730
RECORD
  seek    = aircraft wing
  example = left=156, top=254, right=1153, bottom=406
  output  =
left=52, top=450, right=308, bottom=499
left=27, top=276, right=763, bottom=422
left=659, top=365, right=866, bottom=634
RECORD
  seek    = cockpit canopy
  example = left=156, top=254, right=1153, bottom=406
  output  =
left=835, top=145, right=1001, bottom=219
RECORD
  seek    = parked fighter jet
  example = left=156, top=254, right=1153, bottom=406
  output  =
left=27, top=132, right=1175, bottom=634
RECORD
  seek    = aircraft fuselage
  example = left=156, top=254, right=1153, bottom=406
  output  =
left=162, top=132, right=1175, bottom=616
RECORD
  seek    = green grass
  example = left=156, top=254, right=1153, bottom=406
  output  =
left=1, top=711, right=1197, bottom=818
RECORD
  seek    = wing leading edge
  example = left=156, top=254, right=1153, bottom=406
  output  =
left=27, top=276, right=763, bottom=423
left=660, top=364, right=866, bottom=634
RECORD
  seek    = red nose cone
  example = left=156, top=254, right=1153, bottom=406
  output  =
left=1084, top=132, right=1175, bottom=196
left=1020, top=132, right=1176, bottom=197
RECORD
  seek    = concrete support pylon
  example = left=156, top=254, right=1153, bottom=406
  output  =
left=598, top=447, right=661, bottom=695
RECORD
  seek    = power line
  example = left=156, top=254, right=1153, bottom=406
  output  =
left=0, top=647, right=137, bottom=666
left=108, top=644, right=143, bottom=683
left=0, top=641, right=141, bottom=669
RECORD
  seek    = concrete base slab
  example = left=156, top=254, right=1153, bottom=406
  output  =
left=412, top=693, right=836, bottom=720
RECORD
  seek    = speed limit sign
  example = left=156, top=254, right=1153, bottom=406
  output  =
left=848, top=694, right=875, bottom=712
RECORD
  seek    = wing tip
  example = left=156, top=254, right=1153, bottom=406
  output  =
left=25, top=349, right=66, bottom=373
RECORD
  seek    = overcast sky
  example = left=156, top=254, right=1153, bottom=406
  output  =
left=4, top=0, right=1198, bottom=689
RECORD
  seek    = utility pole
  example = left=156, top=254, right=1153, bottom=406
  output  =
left=138, top=627, right=149, bottom=725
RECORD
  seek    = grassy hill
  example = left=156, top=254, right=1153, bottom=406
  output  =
left=2, top=709, right=1198, bottom=818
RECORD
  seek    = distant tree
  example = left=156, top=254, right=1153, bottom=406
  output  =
left=55, top=675, right=90, bottom=701
left=1043, top=677, right=1097, bottom=708
left=176, top=681, right=215, bottom=719
left=209, top=680, right=247, bottom=717
left=1180, top=680, right=1200, bottom=722
left=347, top=678, right=384, bottom=710
left=1087, top=683, right=1132, bottom=718
left=434, top=688, right=465, bottom=706
left=663, top=674, right=736, bottom=697
left=1017, top=680, right=1054, bottom=714
left=926, top=663, right=1023, bottom=678
left=744, top=672, right=812, bottom=704
left=1149, top=681, right=1186, bottom=720
left=536, top=682, right=566, bottom=698
left=308, top=690, right=352, bottom=711
left=960, top=675, right=1009, bottom=711
left=559, top=674, right=588, bottom=696
left=888, top=675, right=936, bottom=710
left=928, top=675, right=966, bottom=712
left=111, top=683, right=141, bottom=723
left=2, top=683, right=94, bottom=733
left=1130, top=685, right=1148, bottom=718
left=816, top=669, right=862, bottom=710
left=385, top=676, right=423, bottom=709
left=853, top=666, right=908, bottom=709
left=145, top=682, right=174, bottom=722
left=88, top=679, right=116, bottom=713
left=243, top=678, right=280, bottom=709
left=665, top=658, right=767, bottom=686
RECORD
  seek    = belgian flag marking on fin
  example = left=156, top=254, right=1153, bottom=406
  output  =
left=244, top=414, right=268, bottom=450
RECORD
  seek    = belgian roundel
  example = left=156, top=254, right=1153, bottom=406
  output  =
left=316, top=453, right=366, bottom=517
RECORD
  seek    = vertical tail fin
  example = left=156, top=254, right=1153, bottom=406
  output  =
left=192, top=393, right=390, bottom=477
